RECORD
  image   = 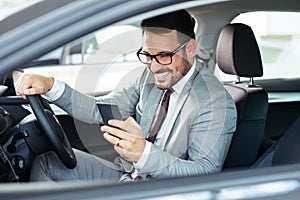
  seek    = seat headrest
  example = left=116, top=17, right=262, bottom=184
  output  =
left=216, top=23, right=263, bottom=77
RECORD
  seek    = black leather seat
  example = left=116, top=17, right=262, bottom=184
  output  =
left=216, top=23, right=269, bottom=169
left=252, top=116, right=300, bottom=168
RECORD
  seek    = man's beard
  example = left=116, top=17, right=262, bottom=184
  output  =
left=155, top=56, right=192, bottom=90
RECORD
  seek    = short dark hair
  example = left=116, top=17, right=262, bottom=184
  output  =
left=141, top=9, right=196, bottom=44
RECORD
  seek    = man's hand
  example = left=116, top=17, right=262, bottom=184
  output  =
left=101, top=117, right=146, bottom=163
left=16, top=74, right=54, bottom=99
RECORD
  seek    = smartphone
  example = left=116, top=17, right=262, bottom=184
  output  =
left=96, top=103, right=122, bottom=125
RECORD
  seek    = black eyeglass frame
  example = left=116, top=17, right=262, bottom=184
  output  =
left=136, top=42, right=188, bottom=65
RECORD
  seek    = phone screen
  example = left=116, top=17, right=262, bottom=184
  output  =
left=96, top=103, right=122, bottom=125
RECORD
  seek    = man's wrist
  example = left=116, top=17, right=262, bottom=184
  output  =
left=134, top=140, right=151, bottom=169
left=43, top=79, right=65, bottom=101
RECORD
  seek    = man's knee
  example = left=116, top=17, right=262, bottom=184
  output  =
left=30, top=151, right=62, bottom=181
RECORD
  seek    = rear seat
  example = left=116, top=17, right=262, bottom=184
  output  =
left=252, top=116, right=300, bottom=167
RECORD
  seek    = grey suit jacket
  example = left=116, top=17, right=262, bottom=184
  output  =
left=54, top=59, right=237, bottom=179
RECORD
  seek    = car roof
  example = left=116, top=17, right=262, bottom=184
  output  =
left=2, top=0, right=300, bottom=34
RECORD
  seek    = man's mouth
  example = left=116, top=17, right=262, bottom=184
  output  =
left=155, top=71, right=170, bottom=81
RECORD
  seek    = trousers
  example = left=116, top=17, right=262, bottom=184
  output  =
left=30, top=149, right=125, bottom=182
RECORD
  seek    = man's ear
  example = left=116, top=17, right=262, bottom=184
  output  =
left=186, top=39, right=197, bottom=60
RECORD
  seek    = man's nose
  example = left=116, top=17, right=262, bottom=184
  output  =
left=149, top=58, right=161, bottom=71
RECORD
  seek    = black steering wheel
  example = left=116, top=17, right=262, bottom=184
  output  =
left=27, top=95, right=76, bottom=169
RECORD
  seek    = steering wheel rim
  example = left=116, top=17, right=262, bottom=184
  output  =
left=27, top=95, right=76, bottom=169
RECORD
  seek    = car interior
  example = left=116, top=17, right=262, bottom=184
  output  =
left=0, top=0, right=300, bottom=187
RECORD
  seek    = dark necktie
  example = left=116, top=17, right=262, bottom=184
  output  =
left=147, top=89, right=174, bottom=143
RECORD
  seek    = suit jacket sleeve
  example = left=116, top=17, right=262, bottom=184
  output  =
left=52, top=67, right=147, bottom=124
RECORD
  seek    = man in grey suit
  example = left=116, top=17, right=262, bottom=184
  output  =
left=17, top=10, right=237, bottom=182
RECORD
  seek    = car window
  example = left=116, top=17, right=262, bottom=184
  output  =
left=33, top=24, right=141, bottom=65
left=22, top=24, right=143, bottom=94
left=214, top=12, right=300, bottom=82
left=62, top=25, right=141, bottom=65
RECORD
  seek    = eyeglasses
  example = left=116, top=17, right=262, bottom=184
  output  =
left=136, top=42, right=188, bottom=65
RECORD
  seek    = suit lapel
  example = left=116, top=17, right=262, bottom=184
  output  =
left=159, top=91, right=190, bottom=149
left=140, top=87, right=163, bottom=137
left=160, top=60, right=203, bottom=149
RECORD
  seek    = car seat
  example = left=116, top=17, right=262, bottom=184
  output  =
left=216, top=23, right=269, bottom=169
left=252, top=116, right=300, bottom=167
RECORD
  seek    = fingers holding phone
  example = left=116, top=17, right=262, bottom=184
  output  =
left=101, top=117, right=146, bottom=162
left=97, top=103, right=146, bottom=162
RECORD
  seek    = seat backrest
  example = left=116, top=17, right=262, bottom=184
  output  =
left=252, top=116, right=300, bottom=168
left=216, top=23, right=269, bottom=169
